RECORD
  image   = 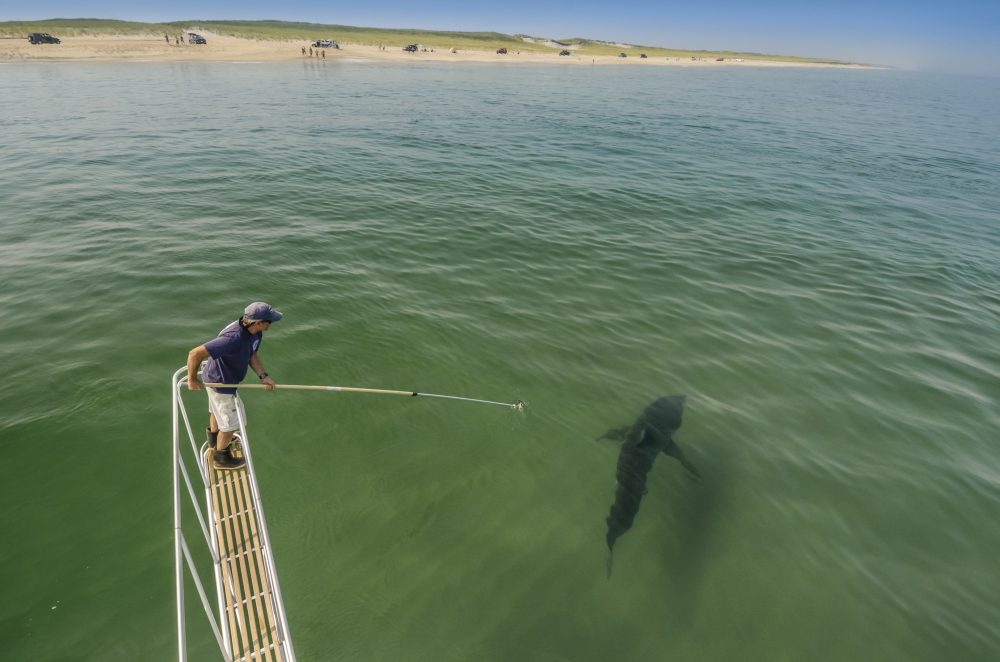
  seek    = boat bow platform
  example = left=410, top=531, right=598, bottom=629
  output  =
left=172, top=367, right=296, bottom=661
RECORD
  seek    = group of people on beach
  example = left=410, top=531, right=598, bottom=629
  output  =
left=301, top=46, right=326, bottom=58
left=164, top=34, right=185, bottom=45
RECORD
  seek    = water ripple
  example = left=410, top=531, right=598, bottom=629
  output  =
left=1, top=62, right=999, bottom=661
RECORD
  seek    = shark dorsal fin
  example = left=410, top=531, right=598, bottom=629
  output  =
left=636, top=426, right=662, bottom=449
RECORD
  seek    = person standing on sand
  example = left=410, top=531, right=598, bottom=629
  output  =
left=322, top=50, right=326, bottom=59
left=165, top=34, right=170, bottom=44
left=186, top=302, right=282, bottom=470
left=301, top=46, right=306, bottom=55
left=309, top=47, right=313, bottom=57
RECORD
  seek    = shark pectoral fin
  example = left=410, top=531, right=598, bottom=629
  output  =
left=662, top=440, right=685, bottom=460
left=663, top=442, right=701, bottom=479
left=598, top=426, right=629, bottom=442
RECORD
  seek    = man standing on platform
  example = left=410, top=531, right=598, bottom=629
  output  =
left=187, top=302, right=282, bottom=470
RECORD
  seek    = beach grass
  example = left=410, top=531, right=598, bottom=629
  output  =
left=0, top=19, right=178, bottom=37
left=0, top=18, right=854, bottom=64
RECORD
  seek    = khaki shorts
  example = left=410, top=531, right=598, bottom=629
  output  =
left=207, top=388, right=242, bottom=432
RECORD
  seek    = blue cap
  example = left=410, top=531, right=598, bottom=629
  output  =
left=244, top=301, right=283, bottom=322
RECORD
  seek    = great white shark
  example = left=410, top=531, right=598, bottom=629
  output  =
left=601, top=395, right=698, bottom=577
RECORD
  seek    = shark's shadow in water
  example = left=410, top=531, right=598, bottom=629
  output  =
left=657, top=451, right=729, bottom=622
left=600, top=395, right=699, bottom=578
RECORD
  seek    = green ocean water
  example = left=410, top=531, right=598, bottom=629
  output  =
left=1, top=60, right=999, bottom=661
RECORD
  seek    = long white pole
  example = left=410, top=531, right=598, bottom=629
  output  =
left=199, top=382, right=525, bottom=410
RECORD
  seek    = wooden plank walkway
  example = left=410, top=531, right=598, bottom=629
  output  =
left=207, top=441, right=287, bottom=662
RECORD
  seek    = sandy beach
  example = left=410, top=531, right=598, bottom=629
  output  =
left=0, top=31, right=867, bottom=68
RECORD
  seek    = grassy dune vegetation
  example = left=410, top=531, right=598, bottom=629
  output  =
left=0, top=18, right=853, bottom=64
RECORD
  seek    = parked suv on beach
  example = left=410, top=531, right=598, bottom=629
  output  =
left=28, top=33, right=61, bottom=44
left=403, top=44, right=418, bottom=52
left=313, top=39, right=339, bottom=49
left=188, top=33, right=207, bottom=45
left=559, top=50, right=571, bottom=56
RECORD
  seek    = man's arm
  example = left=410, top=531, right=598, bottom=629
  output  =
left=187, top=345, right=210, bottom=390
left=249, top=352, right=277, bottom=391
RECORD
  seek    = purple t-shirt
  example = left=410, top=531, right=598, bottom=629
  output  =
left=202, top=320, right=263, bottom=394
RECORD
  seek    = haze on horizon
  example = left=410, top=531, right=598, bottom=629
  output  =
left=5, top=0, right=999, bottom=77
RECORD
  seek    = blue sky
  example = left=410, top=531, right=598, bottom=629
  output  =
left=4, top=1, right=999, bottom=75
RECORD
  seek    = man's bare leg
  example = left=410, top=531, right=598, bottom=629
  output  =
left=217, top=430, right=235, bottom=452
left=207, top=412, right=244, bottom=470
left=206, top=414, right=218, bottom=451
left=209, top=413, right=238, bottom=451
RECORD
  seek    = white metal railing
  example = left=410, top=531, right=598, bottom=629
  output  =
left=172, top=366, right=296, bottom=661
